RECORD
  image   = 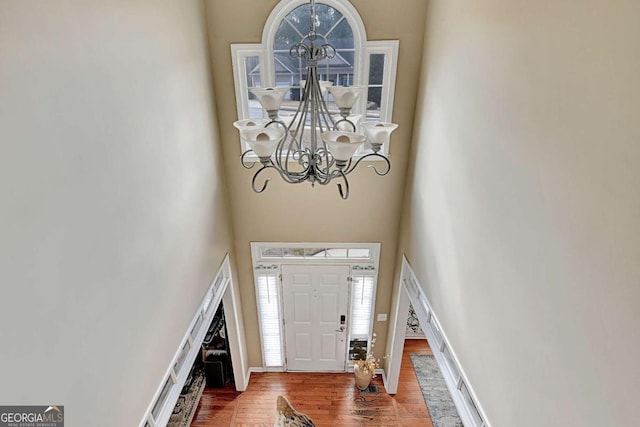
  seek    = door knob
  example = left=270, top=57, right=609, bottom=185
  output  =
left=335, top=325, right=345, bottom=332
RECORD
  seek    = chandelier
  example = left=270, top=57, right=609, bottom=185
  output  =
left=233, top=0, right=398, bottom=199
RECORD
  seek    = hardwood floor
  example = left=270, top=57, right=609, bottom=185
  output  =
left=191, top=339, right=433, bottom=427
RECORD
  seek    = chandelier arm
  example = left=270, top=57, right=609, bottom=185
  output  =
left=252, top=163, right=309, bottom=194
left=310, top=68, right=337, bottom=184
left=251, top=165, right=273, bottom=193
left=333, top=117, right=356, bottom=132
left=343, top=152, right=391, bottom=176
left=309, top=68, right=319, bottom=154
left=273, top=165, right=309, bottom=184
left=336, top=170, right=350, bottom=200
left=318, top=97, right=336, bottom=135
left=317, top=75, right=339, bottom=174
left=290, top=43, right=311, bottom=60
left=282, top=132, right=308, bottom=176
left=280, top=74, right=314, bottom=176
left=240, top=149, right=257, bottom=169
left=269, top=120, right=292, bottom=172
left=275, top=133, right=314, bottom=183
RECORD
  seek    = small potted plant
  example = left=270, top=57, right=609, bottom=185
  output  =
left=353, top=333, right=380, bottom=390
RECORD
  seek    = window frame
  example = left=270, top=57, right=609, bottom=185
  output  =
left=230, top=44, right=267, bottom=121
left=231, top=0, right=399, bottom=161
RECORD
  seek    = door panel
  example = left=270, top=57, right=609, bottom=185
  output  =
left=282, top=265, right=349, bottom=371
left=294, top=333, right=311, bottom=360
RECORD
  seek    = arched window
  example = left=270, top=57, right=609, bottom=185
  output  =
left=231, top=0, right=398, bottom=157
left=272, top=3, right=355, bottom=92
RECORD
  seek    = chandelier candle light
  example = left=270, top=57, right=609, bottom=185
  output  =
left=233, top=0, right=398, bottom=200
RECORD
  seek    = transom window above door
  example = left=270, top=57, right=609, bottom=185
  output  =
left=257, top=245, right=372, bottom=261
left=231, top=0, right=399, bottom=160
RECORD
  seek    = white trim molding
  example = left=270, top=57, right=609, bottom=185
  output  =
left=139, top=254, right=246, bottom=427
left=230, top=43, right=267, bottom=123
left=385, top=256, right=491, bottom=427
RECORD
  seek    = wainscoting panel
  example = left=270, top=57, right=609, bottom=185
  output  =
left=140, top=255, right=237, bottom=427
left=391, top=256, right=489, bottom=427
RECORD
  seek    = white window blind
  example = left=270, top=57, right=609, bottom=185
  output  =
left=256, top=272, right=284, bottom=367
left=350, top=274, right=375, bottom=338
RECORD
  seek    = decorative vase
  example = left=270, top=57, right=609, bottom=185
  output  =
left=353, top=364, right=373, bottom=391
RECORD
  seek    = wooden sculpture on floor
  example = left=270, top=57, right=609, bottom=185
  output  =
left=274, top=395, right=316, bottom=427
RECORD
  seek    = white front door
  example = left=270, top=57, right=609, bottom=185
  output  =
left=282, top=264, right=349, bottom=372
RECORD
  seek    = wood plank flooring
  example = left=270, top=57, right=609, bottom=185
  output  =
left=191, top=339, right=433, bottom=427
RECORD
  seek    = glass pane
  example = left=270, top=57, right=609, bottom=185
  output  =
left=328, top=19, right=354, bottom=49
left=247, top=90, right=263, bottom=119
left=337, top=50, right=355, bottom=67
left=282, top=248, right=306, bottom=258
left=348, top=248, right=370, bottom=258
left=324, top=248, right=348, bottom=258
left=261, top=248, right=283, bottom=258
left=305, top=248, right=326, bottom=258
left=366, top=53, right=385, bottom=122
left=274, top=52, right=299, bottom=88
left=314, top=4, right=344, bottom=38
left=244, top=55, right=263, bottom=119
left=366, top=86, right=382, bottom=122
left=368, top=54, right=385, bottom=85
left=275, top=13, right=308, bottom=48
left=244, top=56, right=260, bottom=86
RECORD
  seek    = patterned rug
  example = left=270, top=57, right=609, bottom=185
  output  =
left=410, top=354, right=463, bottom=427
left=167, top=367, right=206, bottom=427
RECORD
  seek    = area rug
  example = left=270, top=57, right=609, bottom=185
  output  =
left=167, top=367, right=206, bottom=427
left=410, top=354, right=463, bottom=427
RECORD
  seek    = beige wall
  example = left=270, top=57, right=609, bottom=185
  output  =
left=399, top=0, right=640, bottom=425
left=0, top=1, right=233, bottom=426
left=205, top=0, right=428, bottom=366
